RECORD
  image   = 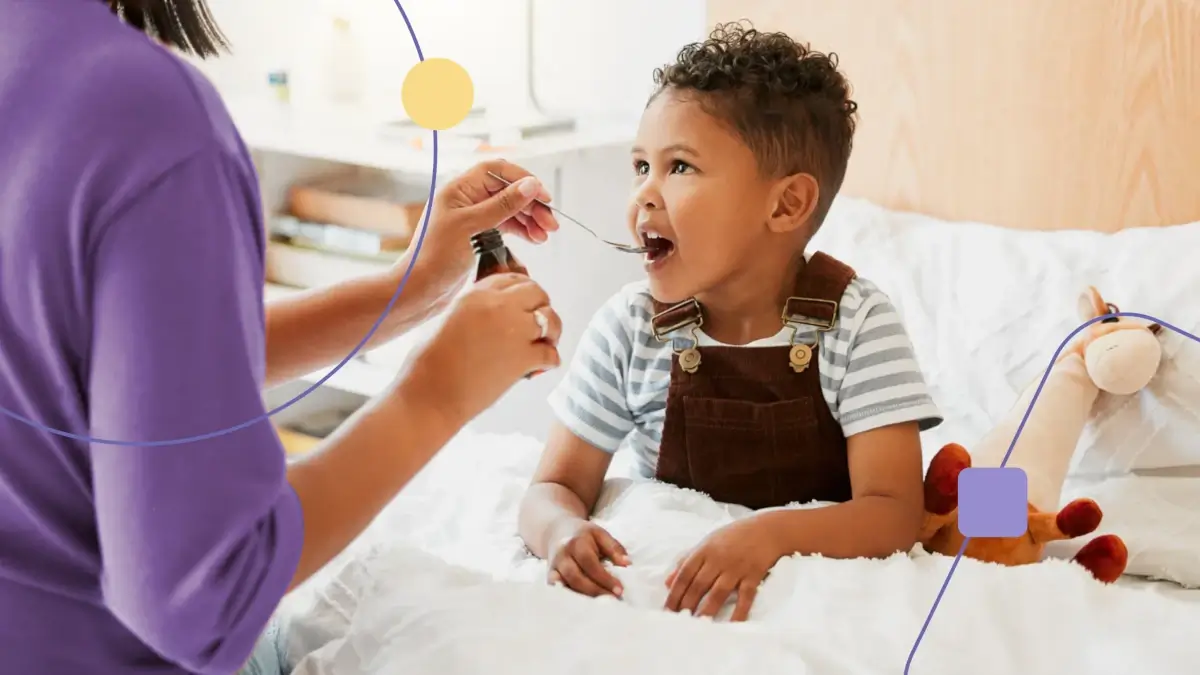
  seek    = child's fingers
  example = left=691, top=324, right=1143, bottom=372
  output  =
left=676, top=564, right=718, bottom=615
left=664, top=557, right=684, bottom=587
left=576, top=551, right=623, bottom=597
left=595, top=530, right=630, bottom=566
left=730, top=581, right=758, bottom=622
left=664, top=555, right=704, bottom=612
left=696, top=574, right=738, bottom=618
left=556, top=558, right=607, bottom=598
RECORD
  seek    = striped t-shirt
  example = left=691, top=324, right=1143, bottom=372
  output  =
left=548, top=274, right=943, bottom=479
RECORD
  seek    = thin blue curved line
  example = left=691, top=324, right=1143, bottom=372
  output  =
left=904, top=312, right=1197, bottom=673
left=0, top=1, right=435, bottom=447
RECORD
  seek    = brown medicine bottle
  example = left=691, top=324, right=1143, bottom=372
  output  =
left=471, top=228, right=526, bottom=280
left=470, top=228, right=543, bottom=377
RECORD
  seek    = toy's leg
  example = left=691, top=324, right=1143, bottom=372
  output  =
left=919, top=444, right=970, bottom=546
left=1072, top=534, right=1128, bottom=584
left=924, top=443, right=971, bottom=516
left=1028, top=498, right=1102, bottom=544
left=919, top=509, right=956, bottom=542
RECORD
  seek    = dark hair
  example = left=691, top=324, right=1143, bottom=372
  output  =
left=651, top=21, right=858, bottom=225
left=108, top=0, right=229, bottom=58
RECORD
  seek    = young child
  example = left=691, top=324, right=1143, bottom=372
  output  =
left=517, top=22, right=942, bottom=622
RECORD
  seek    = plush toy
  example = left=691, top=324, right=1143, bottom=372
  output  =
left=919, top=286, right=1164, bottom=583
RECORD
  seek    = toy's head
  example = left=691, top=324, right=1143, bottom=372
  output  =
left=1074, top=286, right=1163, bottom=395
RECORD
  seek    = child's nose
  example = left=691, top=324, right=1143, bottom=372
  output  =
left=635, top=188, right=662, bottom=210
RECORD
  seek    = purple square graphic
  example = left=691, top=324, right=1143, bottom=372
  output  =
left=957, top=468, right=1028, bottom=538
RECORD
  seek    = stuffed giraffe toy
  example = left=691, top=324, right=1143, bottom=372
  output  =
left=919, top=286, right=1165, bottom=583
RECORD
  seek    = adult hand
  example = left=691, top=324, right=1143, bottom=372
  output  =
left=547, top=520, right=630, bottom=598
left=392, top=272, right=563, bottom=428
left=399, top=159, right=560, bottom=313
left=663, top=518, right=781, bottom=621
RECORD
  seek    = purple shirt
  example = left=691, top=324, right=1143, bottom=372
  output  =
left=0, top=1, right=304, bottom=672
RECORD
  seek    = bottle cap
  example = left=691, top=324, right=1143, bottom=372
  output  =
left=470, top=228, right=505, bottom=255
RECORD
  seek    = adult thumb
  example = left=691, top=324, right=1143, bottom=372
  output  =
left=472, top=176, right=541, bottom=225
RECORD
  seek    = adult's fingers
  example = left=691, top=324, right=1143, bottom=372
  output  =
left=533, top=343, right=561, bottom=372
left=730, top=581, right=758, bottom=622
left=468, top=176, right=544, bottom=227
left=531, top=307, right=563, bottom=346
left=472, top=270, right=535, bottom=291
left=499, top=211, right=555, bottom=244
left=476, top=159, right=553, bottom=204
left=501, top=277, right=552, bottom=312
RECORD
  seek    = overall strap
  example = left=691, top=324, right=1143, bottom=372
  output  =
left=782, top=252, right=857, bottom=332
left=647, top=251, right=857, bottom=342
left=650, top=297, right=703, bottom=343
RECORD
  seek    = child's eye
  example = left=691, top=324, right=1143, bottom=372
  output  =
left=633, top=160, right=649, bottom=175
left=670, top=160, right=693, bottom=174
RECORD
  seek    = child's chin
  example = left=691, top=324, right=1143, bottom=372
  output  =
left=647, top=278, right=691, bottom=306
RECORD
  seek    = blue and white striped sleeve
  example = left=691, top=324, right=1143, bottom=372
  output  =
left=835, top=287, right=943, bottom=438
left=547, top=289, right=637, bottom=453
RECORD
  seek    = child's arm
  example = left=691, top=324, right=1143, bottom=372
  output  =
left=518, top=287, right=640, bottom=596
left=664, top=422, right=926, bottom=620
left=665, top=285, right=939, bottom=619
left=753, top=420, right=926, bottom=557
left=518, top=422, right=615, bottom=560
left=519, top=424, right=632, bottom=599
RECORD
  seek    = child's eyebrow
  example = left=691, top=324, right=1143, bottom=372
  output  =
left=630, top=143, right=701, bottom=157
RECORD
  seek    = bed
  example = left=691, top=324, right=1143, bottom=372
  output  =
left=272, top=2, right=1200, bottom=673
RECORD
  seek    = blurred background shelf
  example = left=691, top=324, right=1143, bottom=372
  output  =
left=199, top=0, right=704, bottom=438
left=227, top=96, right=633, bottom=178
left=263, top=282, right=411, bottom=400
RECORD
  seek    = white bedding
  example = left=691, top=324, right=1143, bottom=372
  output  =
left=811, top=197, right=1200, bottom=586
left=275, top=197, right=1200, bottom=673
left=277, top=431, right=1200, bottom=675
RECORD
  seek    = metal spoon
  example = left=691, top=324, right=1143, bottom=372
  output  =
left=486, top=171, right=651, bottom=254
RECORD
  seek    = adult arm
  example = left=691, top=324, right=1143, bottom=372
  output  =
left=89, top=147, right=308, bottom=674
left=263, top=160, right=558, bottom=389
left=262, top=265, right=438, bottom=389
left=89, top=149, right=560, bottom=674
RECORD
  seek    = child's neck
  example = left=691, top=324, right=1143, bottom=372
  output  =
left=697, top=254, right=805, bottom=345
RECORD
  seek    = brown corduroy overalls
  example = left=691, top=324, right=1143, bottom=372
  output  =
left=648, top=252, right=858, bottom=511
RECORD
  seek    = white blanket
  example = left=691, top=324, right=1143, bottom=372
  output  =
left=278, top=432, right=1200, bottom=675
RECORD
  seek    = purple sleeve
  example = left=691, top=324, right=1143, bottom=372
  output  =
left=87, top=146, right=304, bottom=674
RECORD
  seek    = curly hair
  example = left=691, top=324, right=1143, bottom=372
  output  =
left=652, top=21, right=858, bottom=225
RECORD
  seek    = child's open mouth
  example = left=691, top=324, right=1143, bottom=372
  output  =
left=642, top=232, right=675, bottom=264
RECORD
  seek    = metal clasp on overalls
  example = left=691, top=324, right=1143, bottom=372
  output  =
left=652, top=298, right=704, bottom=374
left=781, top=297, right=840, bottom=373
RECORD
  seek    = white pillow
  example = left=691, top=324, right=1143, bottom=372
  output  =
left=812, top=197, right=1200, bottom=586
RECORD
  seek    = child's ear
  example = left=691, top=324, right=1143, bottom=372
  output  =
left=1076, top=286, right=1108, bottom=321
left=766, top=173, right=819, bottom=235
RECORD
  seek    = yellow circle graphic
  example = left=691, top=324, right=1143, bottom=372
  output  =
left=401, top=58, right=474, bottom=131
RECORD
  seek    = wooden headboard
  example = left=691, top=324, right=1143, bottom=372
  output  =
left=708, top=0, right=1200, bottom=232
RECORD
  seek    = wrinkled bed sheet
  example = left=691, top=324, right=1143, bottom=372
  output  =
left=275, top=432, right=1200, bottom=675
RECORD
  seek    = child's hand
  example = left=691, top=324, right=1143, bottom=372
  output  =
left=547, top=520, right=630, bottom=598
left=664, top=518, right=781, bottom=621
